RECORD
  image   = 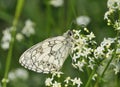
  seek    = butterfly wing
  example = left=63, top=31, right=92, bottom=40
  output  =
left=19, top=36, right=70, bottom=73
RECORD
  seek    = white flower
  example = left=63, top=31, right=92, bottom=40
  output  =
left=52, top=71, right=63, bottom=78
left=45, top=78, right=53, bottom=86
left=8, top=68, right=29, bottom=81
left=114, top=65, right=120, bottom=74
left=112, top=59, right=120, bottom=74
left=16, top=33, right=24, bottom=41
left=15, top=68, right=29, bottom=80
left=92, top=74, right=98, bottom=81
left=88, top=62, right=95, bottom=70
left=116, top=48, right=120, bottom=54
left=50, top=0, right=64, bottom=7
left=87, top=32, right=95, bottom=40
left=101, top=38, right=115, bottom=48
left=1, top=27, right=12, bottom=50
left=107, top=0, right=120, bottom=10
left=94, top=46, right=104, bottom=58
left=114, top=20, right=120, bottom=30
left=106, top=49, right=113, bottom=58
left=22, top=19, right=35, bottom=37
left=104, top=9, right=114, bottom=20
left=53, top=81, right=61, bottom=87
left=8, top=71, right=17, bottom=81
left=64, top=77, right=71, bottom=84
left=76, top=16, right=90, bottom=26
left=74, top=61, right=86, bottom=72
left=1, top=42, right=10, bottom=50
left=71, top=77, right=82, bottom=87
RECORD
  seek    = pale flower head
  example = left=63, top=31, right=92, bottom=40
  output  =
left=50, top=0, right=64, bottom=7
left=45, top=78, right=53, bottom=86
left=107, top=0, right=120, bottom=10
left=76, top=16, right=90, bottom=26
left=53, top=81, right=61, bottom=87
left=1, top=42, right=10, bottom=50
left=1, top=27, right=12, bottom=50
left=22, top=19, right=35, bottom=37
left=64, top=77, right=71, bottom=84
left=52, top=71, right=64, bottom=78
left=92, top=74, right=98, bottom=81
left=16, top=33, right=24, bottom=41
left=71, top=77, right=82, bottom=87
left=8, top=68, right=29, bottom=81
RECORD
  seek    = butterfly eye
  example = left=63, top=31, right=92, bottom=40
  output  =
left=68, top=30, right=73, bottom=36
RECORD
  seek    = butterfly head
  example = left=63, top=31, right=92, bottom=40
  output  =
left=63, top=30, right=74, bottom=38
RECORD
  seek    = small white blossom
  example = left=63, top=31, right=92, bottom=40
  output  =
left=114, top=20, right=120, bottom=30
left=104, top=9, right=114, bottom=20
left=88, top=62, right=95, bottom=70
left=64, top=77, right=71, bottom=84
left=114, top=65, right=120, bottom=74
left=16, top=33, right=24, bottom=41
left=76, top=16, right=90, bottom=26
left=1, top=27, right=12, bottom=50
left=112, top=59, right=120, bottom=74
left=92, top=74, right=98, bottom=81
left=8, top=68, right=29, bottom=81
left=71, top=77, right=82, bottom=87
left=50, top=0, right=64, bottom=7
left=22, top=19, right=35, bottom=37
left=1, top=42, right=10, bottom=50
left=15, top=68, right=29, bottom=80
left=45, top=78, right=53, bottom=86
left=116, top=48, right=120, bottom=54
left=87, top=32, right=95, bottom=40
left=101, top=38, right=115, bottom=48
left=94, top=46, right=104, bottom=58
left=53, top=81, right=61, bottom=87
left=52, top=71, right=63, bottom=78
left=107, top=0, right=120, bottom=10
left=74, top=61, right=86, bottom=72
left=106, top=49, right=113, bottom=58
left=2, top=78, right=9, bottom=83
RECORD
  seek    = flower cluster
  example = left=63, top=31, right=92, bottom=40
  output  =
left=1, top=19, right=35, bottom=50
left=76, top=16, right=90, bottom=26
left=71, top=29, right=96, bottom=70
left=102, top=0, right=120, bottom=75
left=22, top=19, right=35, bottom=37
left=45, top=71, right=63, bottom=87
left=104, top=0, right=120, bottom=31
left=45, top=71, right=82, bottom=87
left=50, top=0, right=64, bottom=7
left=1, top=27, right=12, bottom=50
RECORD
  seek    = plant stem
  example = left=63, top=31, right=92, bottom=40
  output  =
left=85, top=68, right=97, bottom=87
left=2, top=0, right=24, bottom=87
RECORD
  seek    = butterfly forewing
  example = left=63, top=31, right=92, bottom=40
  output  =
left=19, top=33, right=72, bottom=73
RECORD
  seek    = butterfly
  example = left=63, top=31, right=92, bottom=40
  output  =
left=19, top=30, right=74, bottom=73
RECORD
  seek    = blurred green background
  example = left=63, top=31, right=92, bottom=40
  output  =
left=0, top=0, right=116, bottom=87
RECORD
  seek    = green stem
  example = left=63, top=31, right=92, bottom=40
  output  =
left=85, top=68, right=97, bottom=87
left=2, top=0, right=24, bottom=87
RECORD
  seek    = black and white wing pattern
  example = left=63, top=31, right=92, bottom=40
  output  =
left=19, top=30, right=74, bottom=73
